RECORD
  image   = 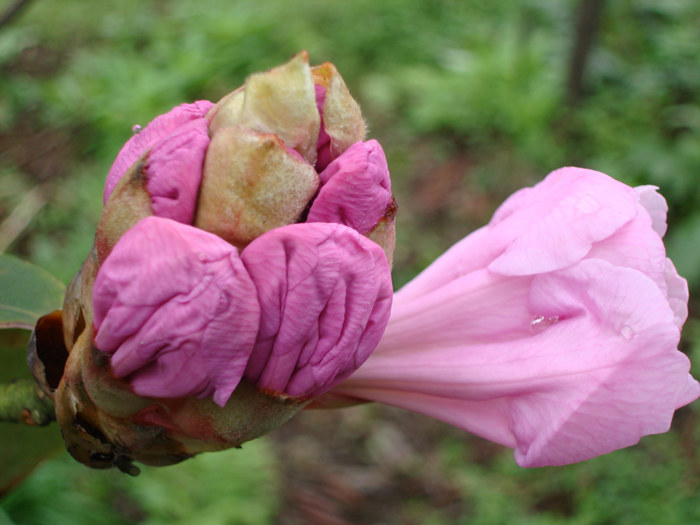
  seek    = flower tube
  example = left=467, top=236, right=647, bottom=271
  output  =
left=322, top=167, right=700, bottom=467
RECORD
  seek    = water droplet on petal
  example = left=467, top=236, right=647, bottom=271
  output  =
left=132, top=125, right=143, bottom=134
left=621, top=325, right=635, bottom=339
left=197, top=252, right=207, bottom=262
left=531, top=315, right=559, bottom=333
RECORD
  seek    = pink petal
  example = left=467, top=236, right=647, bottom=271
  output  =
left=585, top=202, right=667, bottom=293
left=488, top=167, right=639, bottom=275
left=307, top=140, right=392, bottom=234
left=635, top=185, right=668, bottom=237
left=93, top=216, right=260, bottom=407
left=145, top=118, right=210, bottom=224
left=664, top=258, right=689, bottom=330
left=395, top=226, right=496, bottom=304
left=518, top=260, right=698, bottom=466
left=333, top=260, right=699, bottom=467
left=104, top=101, right=214, bottom=204
left=240, top=222, right=392, bottom=398
left=380, top=269, right=535, bottom=349
left=397, top=167, right=639, bottom=303
left=325, top=167, right=699, bottom=467
left=314, top=84, right=331, bottom=172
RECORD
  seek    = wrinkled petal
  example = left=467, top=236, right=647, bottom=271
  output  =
left=104, top=101, right=214, bottom=203
left=307, top=140, right=392, bottom=234
left=307, top=140, right=391, bottom=234
left=93, top=216, right=260, bottom=407
left=145, top=118, right=210, bottom=224
left=241, top=222, right=392, bottom=398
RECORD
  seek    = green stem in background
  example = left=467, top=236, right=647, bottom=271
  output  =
left=0, top=380, right=55, bottom=426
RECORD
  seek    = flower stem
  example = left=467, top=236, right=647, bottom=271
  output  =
left=0, top=380, right=55, bottom=426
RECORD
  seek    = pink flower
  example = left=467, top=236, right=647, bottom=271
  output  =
left=29, top=54, right=398, bottom=471
left=103, top=101, right=214, bottom=209
left=324, top=167, right=700, bottom=467
left=88, top=53, right=395, bottom=407
left=92, top=217, right=392, bottom=407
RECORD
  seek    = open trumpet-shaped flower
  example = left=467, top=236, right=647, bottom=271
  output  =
left=324, top=167, right=700, bottom=467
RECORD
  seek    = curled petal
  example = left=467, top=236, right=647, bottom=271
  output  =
left=241, top=223, right=392, bottom=398
left=104, top=101, right=214, bottom=203
left=519, top=260, right=698, bottom=466
left=93, top=217, right=260, bottom=407
left=144, top=119, right=210, bottom=224
left=664, top=258, right=689, bottom=330
left=307, top=140, right=392, bottom=234
left=397, top=167, right=639, bottom=303
left=487, top=167, right=639, bottom=276
left=635, top=185, right=668, bottom=237
left=585, top=202, right=667, bottom=293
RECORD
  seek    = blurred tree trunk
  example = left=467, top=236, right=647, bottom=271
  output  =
left=0, top=0, right=34, bottom=31
left=567, top=0, right=606, bottom=105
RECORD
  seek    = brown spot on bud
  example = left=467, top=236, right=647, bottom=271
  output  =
left=366, top=196, right=397, bottom=268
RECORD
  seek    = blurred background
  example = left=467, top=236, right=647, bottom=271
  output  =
left=1, top=0, right=700, bottom=523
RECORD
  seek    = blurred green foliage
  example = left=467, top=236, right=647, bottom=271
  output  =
left=2, top=0, right=699, bottom=286
left=435, top=432, right=700, bottom=525
left=1, top=440, right=278, bottom=525
left=0, top=254, right=64, bottom=329
left=0, top=330, right=63, bottom=494
left=1, top=0, right=700, bottom=523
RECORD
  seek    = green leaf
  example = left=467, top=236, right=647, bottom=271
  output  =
left=0, top=255, right=65, bottom=331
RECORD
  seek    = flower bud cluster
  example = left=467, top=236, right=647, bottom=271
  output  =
left=29, top=53, right=395, bottom=471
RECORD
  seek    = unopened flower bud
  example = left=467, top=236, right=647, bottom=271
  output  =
left=28, top=53, right=395, bottom=472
